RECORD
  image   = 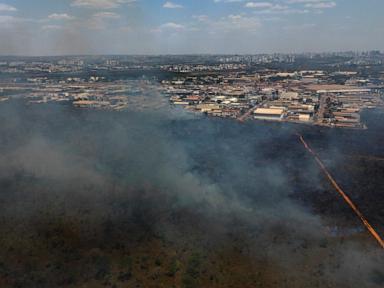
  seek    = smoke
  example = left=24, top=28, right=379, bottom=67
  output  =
left=0, top=99, right=383, bottom=287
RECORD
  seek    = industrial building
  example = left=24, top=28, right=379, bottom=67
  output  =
left=254, top=108, right=285, bottom=121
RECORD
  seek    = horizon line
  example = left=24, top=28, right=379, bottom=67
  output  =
left=0, top=50, right=383, bottom=58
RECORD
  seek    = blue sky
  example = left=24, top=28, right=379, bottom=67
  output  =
left=0, top=0, right=383, bottom=55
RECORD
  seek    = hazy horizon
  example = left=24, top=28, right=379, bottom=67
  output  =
left=1, top=0, right=383, bottom=56
left=1, top=50, right=383, bottom=58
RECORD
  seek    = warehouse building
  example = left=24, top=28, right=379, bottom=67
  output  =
left=254, top=108, right=285, bottom=121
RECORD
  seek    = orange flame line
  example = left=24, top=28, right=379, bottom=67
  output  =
left=297, top=133, right=384, bottom=249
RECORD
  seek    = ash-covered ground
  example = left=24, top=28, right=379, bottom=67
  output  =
left=0, top=99, right=383, bottom=288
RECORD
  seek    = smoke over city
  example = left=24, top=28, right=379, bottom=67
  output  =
left=0, top=1, right=383, bottom=287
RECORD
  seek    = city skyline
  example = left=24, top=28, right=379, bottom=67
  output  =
left=0, top=0, right=383, bottom=56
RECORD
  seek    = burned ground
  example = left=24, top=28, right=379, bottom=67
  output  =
left=0, top=101, right=383, bottom=287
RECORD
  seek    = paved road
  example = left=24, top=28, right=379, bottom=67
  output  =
left=238, top=105, right=258, bottom=122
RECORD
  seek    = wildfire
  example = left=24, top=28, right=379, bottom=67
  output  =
left=297, top=133, right=384, bottom=249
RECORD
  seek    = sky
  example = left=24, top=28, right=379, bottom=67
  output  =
left=0, top=0, right=383, bottom=55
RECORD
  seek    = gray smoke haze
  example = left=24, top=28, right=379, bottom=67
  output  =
left=0, top=97, right=383, bottom=287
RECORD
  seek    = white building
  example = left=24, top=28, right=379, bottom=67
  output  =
left=254, top=108, right=285, bottom=121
